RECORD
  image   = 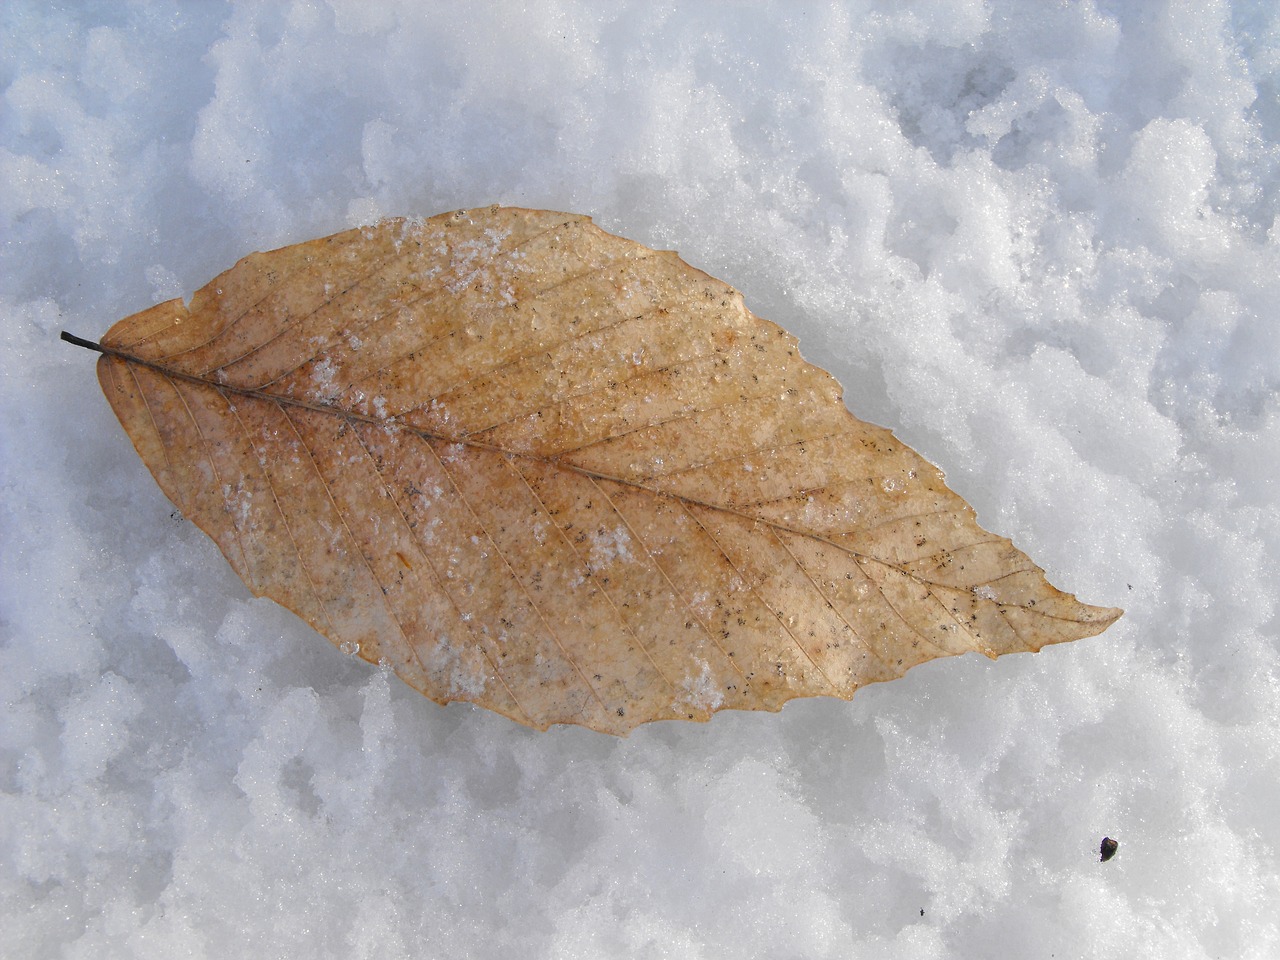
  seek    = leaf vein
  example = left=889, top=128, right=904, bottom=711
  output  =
left=346, top=422, right=535, bottom=726
left=769, top=527, right=897, bottom=680
left=679, top=500, right=838, bottom=694
left=852, top=556, right=954, bottom=660
left=277, top=404, right=430, bottom=678
left=505, top=457, right=679, bottom=698
left=403, top=302, right=673, bottom=429
left=171, top=377, right=253, bottom=579
left=588, top=477, right=748, bottom=685
left=290, top=218, right=603, bottom=396
left=116, top=358, right=172, bottom=470
left=425, top=438, right=613, bottom=722
left=226, top=396, right=342, bottom=639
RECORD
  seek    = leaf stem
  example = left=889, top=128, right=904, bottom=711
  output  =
left=60, top=331, right=106, bottom=354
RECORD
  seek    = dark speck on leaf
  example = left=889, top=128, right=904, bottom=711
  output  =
left=1100, top=837, right=1119, bottom=862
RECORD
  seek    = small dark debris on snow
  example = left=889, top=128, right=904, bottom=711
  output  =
left=1100, top=837, right=1119, bottom=862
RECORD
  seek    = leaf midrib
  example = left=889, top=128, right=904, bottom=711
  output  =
left=82, top=335, right=1050, bottom=622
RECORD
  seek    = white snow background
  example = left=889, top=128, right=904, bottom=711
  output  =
left=3, top=2, right=1278, bottom=957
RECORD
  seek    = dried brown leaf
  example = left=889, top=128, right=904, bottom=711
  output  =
left=70, top=206, right=1121, bottom=734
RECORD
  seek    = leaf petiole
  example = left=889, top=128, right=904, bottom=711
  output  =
left=60, top=331, right=107, bottom=354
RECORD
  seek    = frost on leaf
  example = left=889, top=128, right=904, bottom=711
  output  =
left=74, top=205, right=1122, bottom=735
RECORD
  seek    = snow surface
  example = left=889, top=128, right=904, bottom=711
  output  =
left=3, top=2, right=1278, bottom=957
